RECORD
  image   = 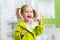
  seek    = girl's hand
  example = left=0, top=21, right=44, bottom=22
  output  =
left=33, top=18, right=42, bottom=26
left=21, top=30, right=27, bottom=35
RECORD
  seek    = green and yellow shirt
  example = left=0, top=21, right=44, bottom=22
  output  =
left=14, top=21, right=44, bottom=40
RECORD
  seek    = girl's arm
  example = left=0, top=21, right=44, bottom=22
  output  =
left=33, top=23, right=44, bottom=36
left=14, top=22, right=21, bottom=40
left=33, top=18, right=44, bottom=36
left=14, top=22, right=27, bottom=40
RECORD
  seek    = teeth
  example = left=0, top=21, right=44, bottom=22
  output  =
left=27, top=16, right=32, bottom=18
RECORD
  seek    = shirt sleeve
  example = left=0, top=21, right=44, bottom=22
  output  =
left=33, top=23, right=45, bottom=36
left=14, top=22, right=22, bottom=40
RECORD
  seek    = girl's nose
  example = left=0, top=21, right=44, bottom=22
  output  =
left=28, top=12, right=30, bottom=15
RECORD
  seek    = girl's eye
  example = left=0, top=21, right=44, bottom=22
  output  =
left=25, top=11, right=33, bottom=13
left=26, top=11, right=29, bottom=13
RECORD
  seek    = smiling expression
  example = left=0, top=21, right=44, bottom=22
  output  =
left=21, top=6, right=34, bottom=21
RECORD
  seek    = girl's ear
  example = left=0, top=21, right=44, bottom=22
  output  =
left=33, top=9, right=37, bottom=18
left=16, top=8, right=21, bottom=21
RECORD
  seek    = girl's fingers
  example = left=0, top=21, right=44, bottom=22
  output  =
left=33, top=18, right=41, bottom=22
left=21, top=30, right=27, bottom=35
left=33, top=18, right=42, bottom=26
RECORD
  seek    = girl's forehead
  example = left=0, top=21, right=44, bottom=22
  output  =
left=24, top=6, right=33, bottom=10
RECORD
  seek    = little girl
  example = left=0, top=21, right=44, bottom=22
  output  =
left=14, top=5, right=44, bottom=40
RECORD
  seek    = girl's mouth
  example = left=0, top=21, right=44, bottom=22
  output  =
left=27, top=16, right=33, bottom=18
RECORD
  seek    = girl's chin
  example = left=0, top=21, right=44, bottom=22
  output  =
left=27, top=18, right=34, bottom=21
left=28, top=18, right=32, bottom=20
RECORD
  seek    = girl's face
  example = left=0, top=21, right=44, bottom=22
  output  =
left=22, top=6, right=34, bottom=21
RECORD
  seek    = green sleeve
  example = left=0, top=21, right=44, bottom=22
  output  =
left=14, top=22, right=22, bottom=40
left=33, top=23, right=44, bottom=36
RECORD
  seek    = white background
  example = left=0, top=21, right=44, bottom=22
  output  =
left=0, top=0, right=60, bottom=40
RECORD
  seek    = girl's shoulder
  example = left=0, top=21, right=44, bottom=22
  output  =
left=17, top=20, right=25, bottom=26
left=18, top=20, right=24, bottom=24
left=17, top=20, right=26, bottom=29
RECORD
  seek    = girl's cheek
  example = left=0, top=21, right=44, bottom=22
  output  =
left=31, top=14, right=33, bottom=18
